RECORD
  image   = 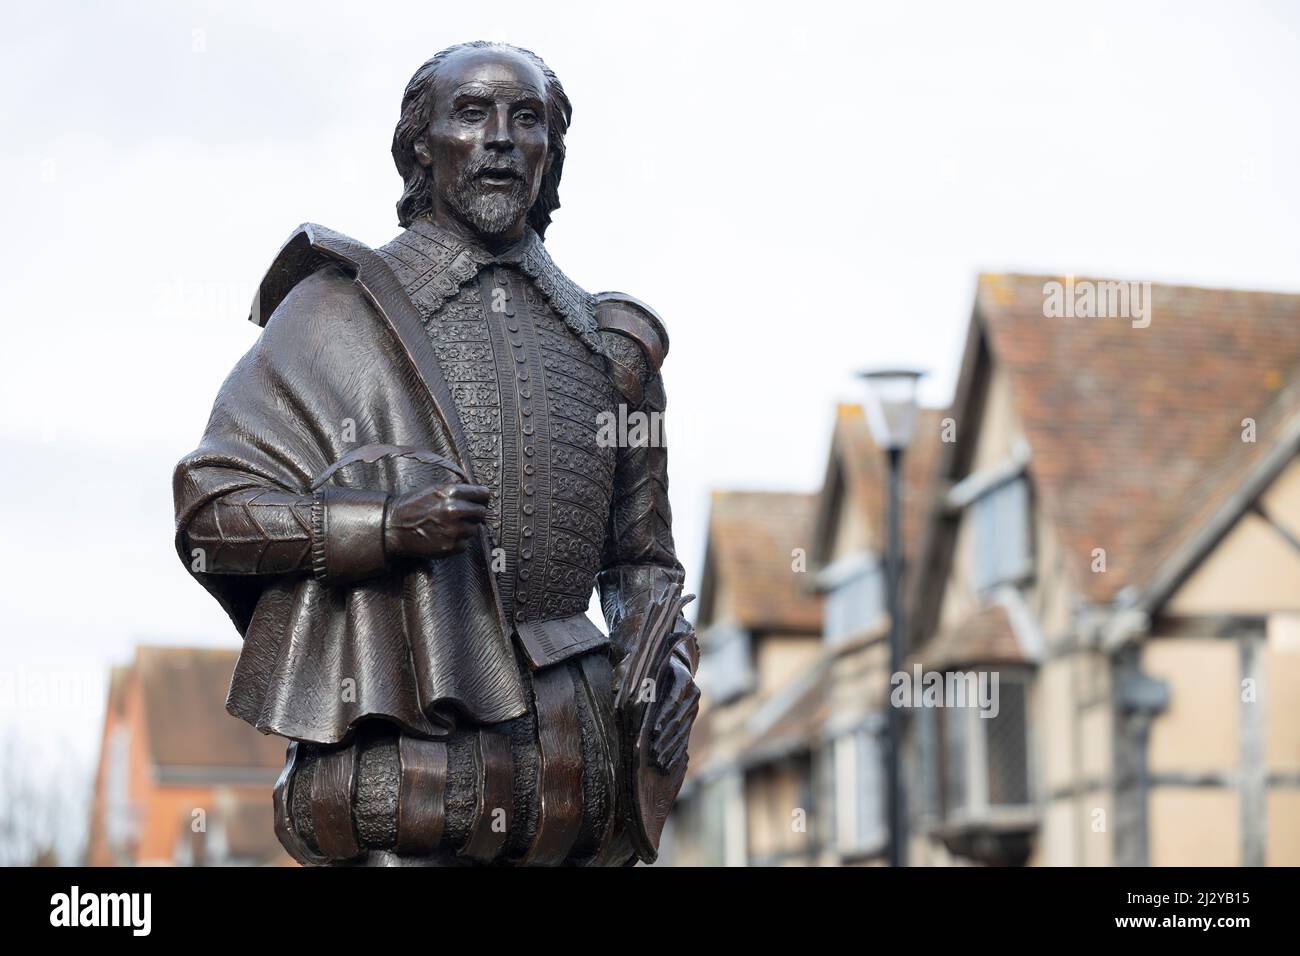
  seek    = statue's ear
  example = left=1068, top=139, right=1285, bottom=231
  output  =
left=414, top=139, right=433, bottom=168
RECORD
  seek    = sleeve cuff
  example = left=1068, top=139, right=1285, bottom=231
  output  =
left=312, top=487, right=390, bottom=585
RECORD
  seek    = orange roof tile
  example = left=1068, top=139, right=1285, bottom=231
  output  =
left=976, top=274, right=1300, bottom=604
left=912, top=604, right=1024, bottom=669
left=135, top=646, right=285, bottom=773
left=823, top=403, right=943, bottom=566
left=699, top=491, right=823, bottom=632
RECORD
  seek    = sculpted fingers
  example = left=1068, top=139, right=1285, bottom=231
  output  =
left=658, top=716, right=695, bottom=775
left=656, top=690, right=699, bottom=756
left=447, top=483, right=491, bottom=505
left=653, top=679, right=700, bottom=771
left=442, top=498, right=488, bottom=523
left=662, top=736, right=690, bottom=776
left=411, top=502, right=484, bottom=542
left=384, top=482, right=491, bottom=559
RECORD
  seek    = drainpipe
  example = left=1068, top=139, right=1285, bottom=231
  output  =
left=1114, top=646, right=1169, bottom=866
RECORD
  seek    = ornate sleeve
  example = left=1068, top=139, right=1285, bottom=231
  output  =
left=180, top=485, right=390, bottom=585
left=595, top=331, right=697, bottom=670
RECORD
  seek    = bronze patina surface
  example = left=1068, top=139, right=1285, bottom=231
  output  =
left=173, top=42, right=698, bottom=866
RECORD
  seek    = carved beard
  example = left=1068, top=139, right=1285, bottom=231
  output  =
left=442, top=158, right=532, bottom=237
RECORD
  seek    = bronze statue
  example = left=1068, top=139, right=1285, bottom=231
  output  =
left=173, top=41, right=699, bottom=866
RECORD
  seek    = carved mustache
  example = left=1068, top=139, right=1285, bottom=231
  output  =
left=466, top=157, right=524, bottom=181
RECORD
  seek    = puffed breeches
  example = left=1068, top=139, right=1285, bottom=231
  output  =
left=272, top=648, right=637, bottom=866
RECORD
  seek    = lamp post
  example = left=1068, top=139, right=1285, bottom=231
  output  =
left=858, top=368, right=924, bottom=868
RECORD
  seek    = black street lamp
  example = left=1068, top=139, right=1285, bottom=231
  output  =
left=858, top=368, right=925, bottom=868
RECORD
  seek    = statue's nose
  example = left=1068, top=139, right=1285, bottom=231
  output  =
left=484, top=106, right=514, bottom=150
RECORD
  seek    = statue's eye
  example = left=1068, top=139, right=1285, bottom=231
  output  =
left=515, top=109, right=540, bottom=127
left=458, top=107, right=487, bottom=122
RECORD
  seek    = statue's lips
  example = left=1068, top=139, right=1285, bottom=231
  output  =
left=475, top=169, right=522, bottom=187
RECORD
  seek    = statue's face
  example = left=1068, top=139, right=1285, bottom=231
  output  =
left=417, top=47, right=550, bottom=240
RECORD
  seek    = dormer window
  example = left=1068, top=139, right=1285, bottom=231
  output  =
left=969, top=476, right=1033, bottom=592
left=818, top=553, right=885, bottom=644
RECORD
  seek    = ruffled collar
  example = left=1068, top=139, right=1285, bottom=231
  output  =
left=377, top=217, right=604, bottom=355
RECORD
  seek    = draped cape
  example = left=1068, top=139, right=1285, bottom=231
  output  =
left=173, top=225, right=534, bottom=744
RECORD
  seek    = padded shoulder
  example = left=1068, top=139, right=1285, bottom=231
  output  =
left=594, top=292, right=669, bottom=373
left=249, top=223, right=372, bottom=327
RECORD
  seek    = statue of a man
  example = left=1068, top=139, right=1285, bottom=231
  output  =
left=173, top=41, right=699, bottom=866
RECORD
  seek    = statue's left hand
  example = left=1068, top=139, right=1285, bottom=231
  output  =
left=647, top=655, right=701, bottom=775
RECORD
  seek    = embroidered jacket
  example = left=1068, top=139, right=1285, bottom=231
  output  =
left=173, top=219, right=686, bottom=744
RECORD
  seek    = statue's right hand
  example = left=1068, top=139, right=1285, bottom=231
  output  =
left=383, top=483, right=491, bottom=560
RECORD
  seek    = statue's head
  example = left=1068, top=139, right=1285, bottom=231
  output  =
left=393, top=42, right=572, bottom=241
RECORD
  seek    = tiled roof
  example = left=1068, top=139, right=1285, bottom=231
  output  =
left=739, top=664, right=831, bottom=766
left=977, top=274, right=1300, bottom=604
left=699, top=491, right=823, bottom=632
left=135, top=646, right=285, bottom=772
left=819, top=403, right=943, bottom=568
left=911, top=604, right=1024, bottom=669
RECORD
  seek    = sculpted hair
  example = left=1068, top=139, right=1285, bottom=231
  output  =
left=392, top=41, right=572, bottom=239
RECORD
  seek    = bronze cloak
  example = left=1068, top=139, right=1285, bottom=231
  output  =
left=173, top=228, right=533, bottom=745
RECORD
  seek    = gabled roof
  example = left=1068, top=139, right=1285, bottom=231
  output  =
left=133, top=646, right=285, bottom=773
left=982, top=274, right=1300, bottom=605
left=1134, top=379, right=1300, bottom=615
left=911, top=273, right=1300, bottom=639
left=696, top=491, right=823, bottom=633
left=810, top=404, right=943, bottom=570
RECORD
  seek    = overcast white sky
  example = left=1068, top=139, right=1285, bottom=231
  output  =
left=2, top=0, right=1298, bottom=795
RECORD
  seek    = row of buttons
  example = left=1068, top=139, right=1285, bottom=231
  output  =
left=494, top=267, right=537, bottom=624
